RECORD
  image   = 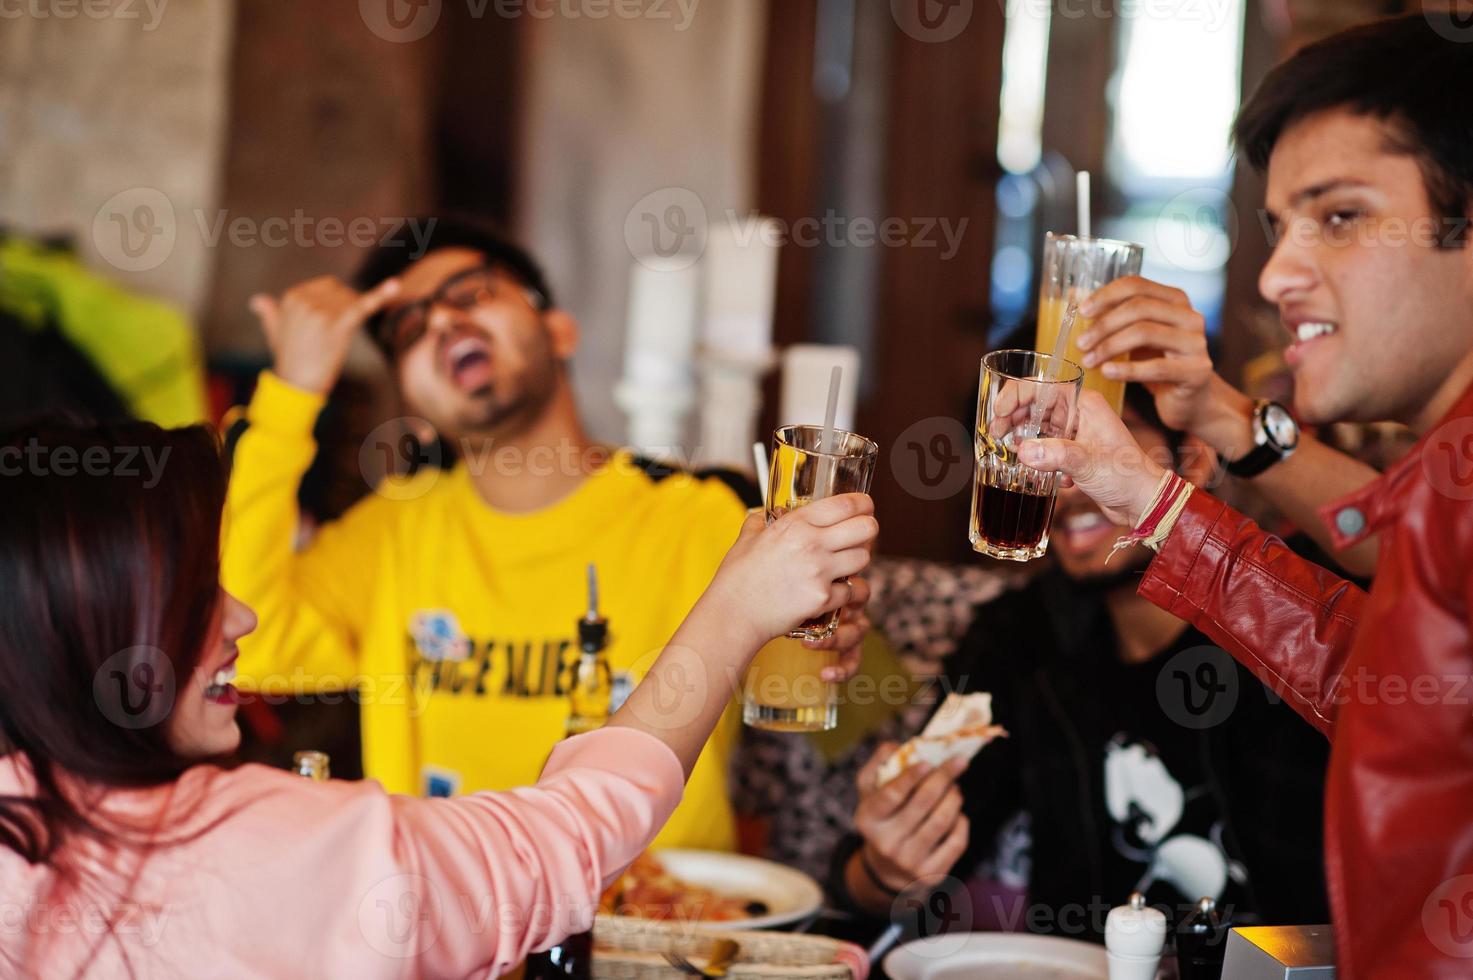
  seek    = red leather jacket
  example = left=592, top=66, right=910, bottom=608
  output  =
left=1137, top=380, right=1473, bottom=978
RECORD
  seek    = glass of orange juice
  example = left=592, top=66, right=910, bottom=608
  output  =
left=1035, top=234, right=1145, bottom=414
left=742, top=424, right=877, bottom=732
left=742, top=636, right=840, bottom=732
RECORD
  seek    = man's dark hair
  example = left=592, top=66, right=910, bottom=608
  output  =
left=353, top=215, right=556, bottom=307
left=1233, top=14, right=1473, bottom=248
left=0, top=308, right=130, bottom=424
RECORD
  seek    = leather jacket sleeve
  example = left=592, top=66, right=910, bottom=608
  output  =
left=1137, top=492, right=1368, bottom=738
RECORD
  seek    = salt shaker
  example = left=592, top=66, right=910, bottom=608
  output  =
left=1106, top=892, right=1167, bottom=980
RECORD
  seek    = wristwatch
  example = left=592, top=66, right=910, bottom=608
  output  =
left=1226, top=400, right=1300, bottom=478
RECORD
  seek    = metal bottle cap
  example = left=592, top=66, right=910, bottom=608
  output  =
left=1106, top=891, right=1167, bottom=960
left=579, top=563, right=608, bottom=652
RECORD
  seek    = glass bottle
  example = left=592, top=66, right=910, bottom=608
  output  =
left=526, top=564, right=609, bottom=979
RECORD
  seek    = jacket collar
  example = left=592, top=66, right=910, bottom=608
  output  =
left=1320, top=379, right=1473, bottom=550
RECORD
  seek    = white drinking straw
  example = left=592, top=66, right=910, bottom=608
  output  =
left=752, top=441, right=770, bottom=500
left=1077, top=170, right=1092, bottom=241
left=814, top=365, right=843, bottom=499
left=820, top=365, right=842, bottom=454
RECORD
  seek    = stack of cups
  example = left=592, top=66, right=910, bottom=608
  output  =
left=1105, top=892, right=1167, bottom=980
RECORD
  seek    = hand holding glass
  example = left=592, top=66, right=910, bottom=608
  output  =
left=742, top=424, right=878, bottom=732
left=970, top=350, right=1083, bottom=562
left=1035, top=234, right=1145, bottom=414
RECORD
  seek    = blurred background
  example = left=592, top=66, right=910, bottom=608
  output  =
left=1, top=0, right=1446, bottom=562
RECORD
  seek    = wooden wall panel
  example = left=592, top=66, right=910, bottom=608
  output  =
left=759, top=1, right=1007, bottom=562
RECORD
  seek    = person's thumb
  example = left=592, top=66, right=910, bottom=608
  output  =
left=1018, top=437, right=1083, bottom=477
left=858, top=741, right=900, bottom=793
left=248, top=294, right=282, bottom=343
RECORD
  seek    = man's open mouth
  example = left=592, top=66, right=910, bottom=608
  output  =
left=444, top=337, right=494, bottom=392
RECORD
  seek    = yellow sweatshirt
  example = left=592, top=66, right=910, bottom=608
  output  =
left=223, top=372, right=751, bottom=851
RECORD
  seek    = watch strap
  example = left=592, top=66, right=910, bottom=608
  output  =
left=1226, top=440, right=1284, bottom=479
left=1226, top=400, right=1293, bottom=478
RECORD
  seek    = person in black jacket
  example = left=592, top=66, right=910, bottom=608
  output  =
left=830, top=384, right=1331, bottom=942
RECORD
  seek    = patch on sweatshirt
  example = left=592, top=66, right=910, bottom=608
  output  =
left=423, top=766, right=461, bottom=798
left=409, top=610, right=471, bottom=663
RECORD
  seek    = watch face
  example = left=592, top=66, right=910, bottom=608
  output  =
left=1262, top=403, right=1300, bottom=451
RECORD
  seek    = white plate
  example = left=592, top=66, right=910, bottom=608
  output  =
left=626, top=849, right=825, bottom=931
left=884, top=932, right=1108, bottom=980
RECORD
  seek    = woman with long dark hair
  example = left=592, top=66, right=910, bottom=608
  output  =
left=0, top=420, right=877, bottom=977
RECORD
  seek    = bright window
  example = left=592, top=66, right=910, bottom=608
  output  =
left=997, top=1, right=1053, bottom=176
left=990, top=1, right=1248, bottom=335
left=1110, top=4, right=1247, bottom=183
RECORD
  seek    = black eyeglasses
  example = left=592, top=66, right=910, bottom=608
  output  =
left=372, top=265, right=548, bottom=357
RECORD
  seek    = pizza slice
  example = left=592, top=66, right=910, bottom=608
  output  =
left=875, top=691, right=1007, bottom=788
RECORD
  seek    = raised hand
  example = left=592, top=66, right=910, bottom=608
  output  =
left=708, top=494, right=878, bottom=650
left=611, top=495, right=878, bottom=777
left=1017, top=390, right=1168, bottom=527
left=250, top=276, right=402, bottom=395
left=1077, top=276, right=1215, bottom=434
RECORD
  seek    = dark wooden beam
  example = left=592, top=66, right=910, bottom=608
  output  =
left=863, top=2, right=1007, bottom=562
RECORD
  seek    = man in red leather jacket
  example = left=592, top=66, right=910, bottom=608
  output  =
left=1020, top=15, right=1473, bottom=978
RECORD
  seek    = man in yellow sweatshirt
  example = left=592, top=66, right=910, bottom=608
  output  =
left=224, top=219, right=868, bottom=852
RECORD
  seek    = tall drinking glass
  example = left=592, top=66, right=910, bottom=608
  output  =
left=1035, top=234, right=1145, bottom=414
left=969, top=350, right=1083, bottom=562
left=742, top=423, right=878, bottom=732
